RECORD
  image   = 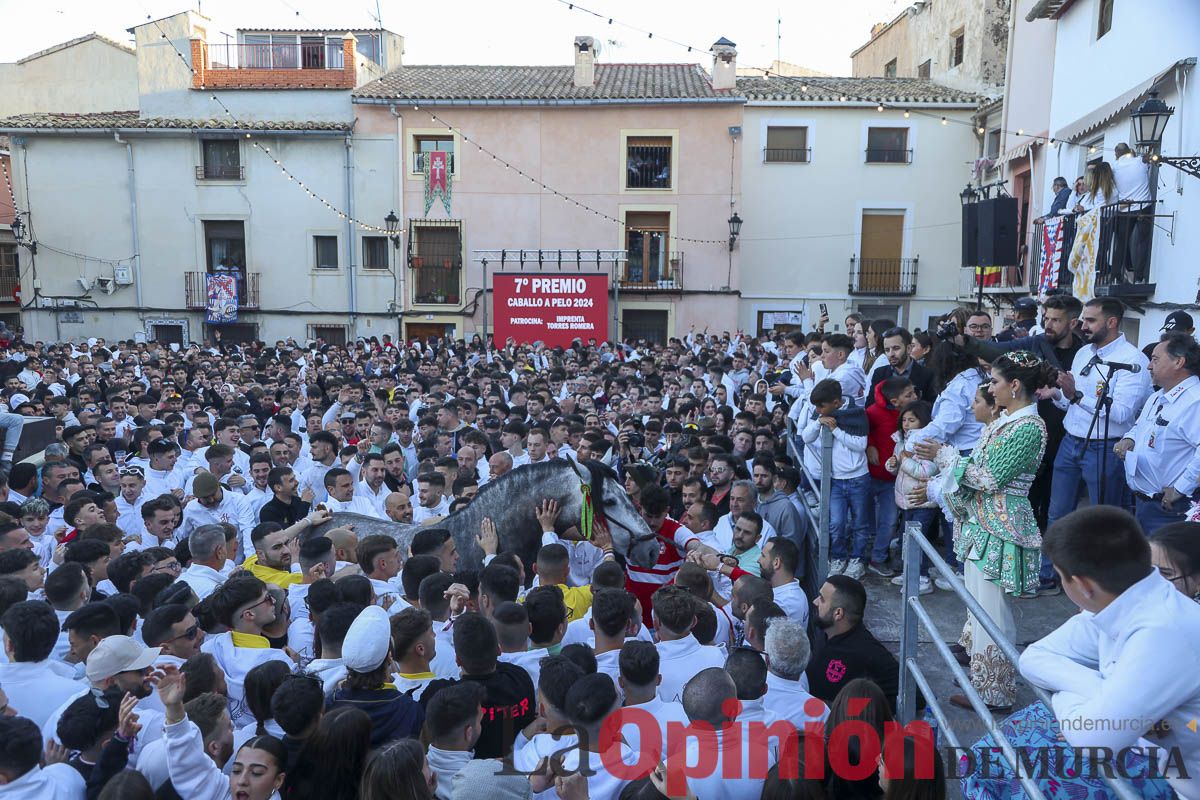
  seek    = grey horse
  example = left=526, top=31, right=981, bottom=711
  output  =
left=313, top=458, right=660, bottom=577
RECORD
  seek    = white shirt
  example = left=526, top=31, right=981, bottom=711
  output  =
left=0, top=660, right=84, bottom=729
left=710, top=513, right=777, bottom=554
left=0, top=764, right=85, bottom=800
left=655, top=636, right=726, bottom=703
left=615, top=696, right=690, bottom=760
left=179, top=562, right=227, bottom=600
left=1019, top=571, right=1200, bottom=800
left=298, top=461, right=336, bottom=505
left=244, top=485, right=274, bottom=517
left=144, top=467, right=184, bottom=498
left=685, top=728, right=775, bottom=800
left=498, top=647, right=549, bottom=690
left=765, top=671, right=829, bottom=730
left=771, top=581, right=810, bottom=628
left=356, top=481, right=390, bottom=517
left=1123, top=376, right=1200, bottom=496
left=325, top=494, right=385, bottom=519
left=413, top=495, right=451, bottom=523
left=1113, top=153, right=1151, bottom=203
left=178, top=491, right=256, bottom=555
left=1053, top=334, right=1151, bottom=440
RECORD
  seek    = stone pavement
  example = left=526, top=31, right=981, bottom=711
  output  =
left=861, top=577, right=1079, bottom=797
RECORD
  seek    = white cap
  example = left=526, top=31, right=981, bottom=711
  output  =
left=342, top=605, right=391, bottom=672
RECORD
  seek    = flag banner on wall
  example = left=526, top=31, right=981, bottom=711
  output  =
left=1068, top=208, right=1101, bottom=302
left=423, top=150, right=452, bottom=216
left=975, top=266, right=1001, bottom=288
left=1038, top=217, right=1065, bottom=297
left=205, top=274, right=239, bottom=324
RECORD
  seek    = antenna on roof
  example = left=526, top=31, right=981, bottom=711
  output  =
left=369, top=0, right=384, bottom=27
left=776, top=9, right=781, bottom=67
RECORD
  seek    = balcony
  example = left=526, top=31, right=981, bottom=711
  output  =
left=1028, top=215, right=1076, bottom=294
left=184, top=271, right=261, bottom=310
left=620, top=252, right=683, bottom=290
left=1029, top=203, right=1160, bottom=299
left=763, top=147, right=811, bottom=163
left=849, top=257, right=918, bottom=295
left=865, top=148, right=912, bottom=164
left=191, top=39, right=356, bottom=90
left=195, top=164, right=245, bottom=181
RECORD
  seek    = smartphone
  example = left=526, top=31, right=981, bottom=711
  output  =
left=819, top=303, right=828, bottom=316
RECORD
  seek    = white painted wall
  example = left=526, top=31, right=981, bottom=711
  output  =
left=0, top=38, right=138, bottom=117
left=737, top=104, right=979, bottom=333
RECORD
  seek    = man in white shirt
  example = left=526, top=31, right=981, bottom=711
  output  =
left=0, top=601, right=84, bottom=729
left=143, top=439, right=185, bottom=499
left=354, top=453, right=390, bottom=517
left=1112, top=142, right=1153, bottom=281
left=681, top=667, right=776, bottom=800
left=652, top=584, right=726, bottom=703
left=711, top=481, right=779, bottom=553
left=242, top=455, right=274, bottom=518
left=763, top=618, right=829, bottom=730
left=1043, top=298, right=1151, bottom=595
left=297, top=431, right=338, bottom=505
left=413, top=472, right=451, bottom=523
left=1116, top=332, right=1200, bottom=535
left=612, top=640, right=690, bottom=760
left=0, top=716, right=85, bottom=799
left=757, top=537, right=809, bottom=627
left=178, top=524, right=232, bottom=600
left=322, top=468, right=384, bottom=519
left=791, top=334, right=867, bottom=408
left=177, top=471, right=256, bottom=550
left=1020, top=506, right=1200, bottom=800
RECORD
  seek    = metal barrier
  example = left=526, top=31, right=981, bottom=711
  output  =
left=896, top=522, right=1141, bottom=800
left=785, top=417, right=833, bottom=582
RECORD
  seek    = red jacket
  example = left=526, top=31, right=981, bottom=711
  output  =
left=865, top=381, right=900, bottom=482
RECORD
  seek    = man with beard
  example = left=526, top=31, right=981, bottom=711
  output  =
left=757, top=537, right=807, bottom=627
left=381, top=443, right=409, bottom=493
left=384, top=490, right=414, bottom=524
left=866, top=326, right=935, bottom=406
left=805, top=575, right=901, bottom=714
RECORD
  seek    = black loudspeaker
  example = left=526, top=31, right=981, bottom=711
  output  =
left=976, top=196, right=1019, bottom=267
left=15, top=417, right=57, bottom=464
left=961, top=203, right=979, bottom=267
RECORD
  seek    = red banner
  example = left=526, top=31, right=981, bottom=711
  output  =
left=492, top=272, right=609, bottom=348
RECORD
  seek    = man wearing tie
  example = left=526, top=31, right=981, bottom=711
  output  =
left=1116, top=333, right=1200, bottom=535
left=1039, top=298, right=1151, bottom=595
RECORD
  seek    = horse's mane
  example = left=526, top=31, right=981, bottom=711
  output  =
left=468, top=457, right=613, bottom=508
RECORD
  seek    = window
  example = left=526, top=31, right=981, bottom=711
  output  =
left=356, top=32, right=381, bottom=64
left=362, top=236, right=390, bottom=270
left=884, top=58, right=897, bottom=78
left=764, top=126, right=809, bottom=163
left=408, top=221, right=463, bottom=305
left=204, top=221, right=245, bottom=273
left=199, top=139, right=241, bottom=180
left=413, top=135, right=455, bottom=174
left=866, top=127, right=911, bottom=163
left=917, top=59, right=931, bottom=78
left=622, top=309, right=668, bottom=345
left=950, top=30, right=964, bottom=67
left=0, top=244, right=17, bottom=302
left=624, top=212, right=670, bottom=285
left=309, top=325, right=349, bottom=345
left=206, top=322, right=257, bottom=343
left=314, top=236, right=339, bottom=270
left=986, top=129, right=1001, bottom=159
left=1097, top=0, right=1114, bottom=38
left=626, top=137, right=672, bottom=189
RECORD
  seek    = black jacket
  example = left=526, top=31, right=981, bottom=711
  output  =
left=330, top=685, right=425, bottom=747
left=258, top=496, right=311, bottom=527
left=422, top=663, right=536, bottom=759
left=867, top=361, right=936, bottom=407
left=806, top=624, right=904, bottom=715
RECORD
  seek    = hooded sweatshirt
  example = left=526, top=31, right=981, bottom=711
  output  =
left=865, top=381, right=901, bottom=482
left=201, top=632, right=293, bottom=729
left=306, top=657, right=347, bottom=697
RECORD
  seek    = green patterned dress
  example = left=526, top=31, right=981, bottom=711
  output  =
left=942, top=404, right=1047, bottom=596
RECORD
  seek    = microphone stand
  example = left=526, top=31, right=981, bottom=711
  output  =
left=1082, top=364, right=1117, bottom=503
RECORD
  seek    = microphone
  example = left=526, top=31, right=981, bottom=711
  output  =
left=1096, top=359, right=1142, bottom=374
left=1079, top=355, right=1100, bottom=377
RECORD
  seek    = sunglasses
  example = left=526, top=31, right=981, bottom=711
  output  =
left=168, top=622, right=200, bottom=642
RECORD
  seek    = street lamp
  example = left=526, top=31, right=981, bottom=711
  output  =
left=384, top=210, right=401, bottom=249
left=1131, top=91, right=1200, bottom=179
left=727, top=212, right=743, bottom=251
left=10, top=215, right=35, bottom=255
left=959, top=184, right=978, bottom=205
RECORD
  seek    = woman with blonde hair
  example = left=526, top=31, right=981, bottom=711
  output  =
left=1075, top=161, right=1116, bottom=212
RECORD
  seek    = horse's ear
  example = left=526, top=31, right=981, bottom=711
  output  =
left=567, top=456, right=590, bottom=484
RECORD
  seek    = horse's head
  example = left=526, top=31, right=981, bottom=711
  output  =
left=572, top=459, right=660, bottom=569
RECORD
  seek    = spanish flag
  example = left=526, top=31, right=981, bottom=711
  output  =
left=975, top=266, right=1001, bottom=288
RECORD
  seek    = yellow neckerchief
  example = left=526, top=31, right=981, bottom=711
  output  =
left=230, top=631, right=270, bottom=649
left=398, top=671, right=437, bottom=680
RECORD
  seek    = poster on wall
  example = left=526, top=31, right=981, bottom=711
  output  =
left=205, top=274, right=239, bottom=324
left=423, top=150, right=452, bottom=216
left=492, top=273, right=609, bottom=348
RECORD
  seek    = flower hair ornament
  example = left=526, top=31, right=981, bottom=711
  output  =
left=1005, top=350, right=1042, bottom=368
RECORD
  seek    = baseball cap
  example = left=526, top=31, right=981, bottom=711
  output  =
left=1162, top=311, right=1194, bottom=332
left=342, top=605, right=391, bottom=673
left=86, top=635, right=161, bottom=683
left=1013, top=297, right=1039, bottom=312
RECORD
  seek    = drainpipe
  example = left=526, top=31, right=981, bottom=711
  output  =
left=113, top=133, right=143, bottom=311
left=389, top=104, right=405, bottom=339
left=345, top=135, right=358, bottom=339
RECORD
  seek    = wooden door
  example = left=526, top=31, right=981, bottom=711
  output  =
left=860, top=213, right=904, bottom=291
left=405, top=323, right=447, bottom=343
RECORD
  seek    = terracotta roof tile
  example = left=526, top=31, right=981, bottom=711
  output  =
left=0, top=112, right=351, bottom=132
left=737, top=76, right=981, bottom=105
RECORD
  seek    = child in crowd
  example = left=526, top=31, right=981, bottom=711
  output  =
left=865, top=376, right=918, bottom=578
left=20, top=497, right=56, bottom=569
left=887, top=400, right=940, bottom=594
left=802, top=378, right=871, bottom=578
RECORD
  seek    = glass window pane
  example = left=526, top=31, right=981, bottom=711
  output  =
left=315, top=236, right=338, bottom=269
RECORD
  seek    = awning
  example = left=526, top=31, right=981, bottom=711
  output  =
left=1054, top=58, right=1192, bottom=144
left=997, top=139, right=1037, bottom=165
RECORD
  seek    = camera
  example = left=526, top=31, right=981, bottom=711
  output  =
left=625, top=433, right=645, bottom=449
left=935, top=320, right=959, bottom=341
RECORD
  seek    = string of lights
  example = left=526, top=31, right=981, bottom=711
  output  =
left=553, top=0, right=1100, bottom=154
left=147, top=15, right=398, bottom=235
left=0, top=157, right=18, bottom=220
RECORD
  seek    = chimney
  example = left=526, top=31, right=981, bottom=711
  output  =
left=574, top=36, right=598, bottom=88
left=711, top=37, right=737, bottom=91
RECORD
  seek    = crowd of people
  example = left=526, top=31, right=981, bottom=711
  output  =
left=0, top=295, right=1193, bottom=800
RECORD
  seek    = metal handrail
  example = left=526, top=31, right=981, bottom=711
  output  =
left=785, top=416, right=832, bottom=582
left=897, top=523, right=1142, bottom=800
